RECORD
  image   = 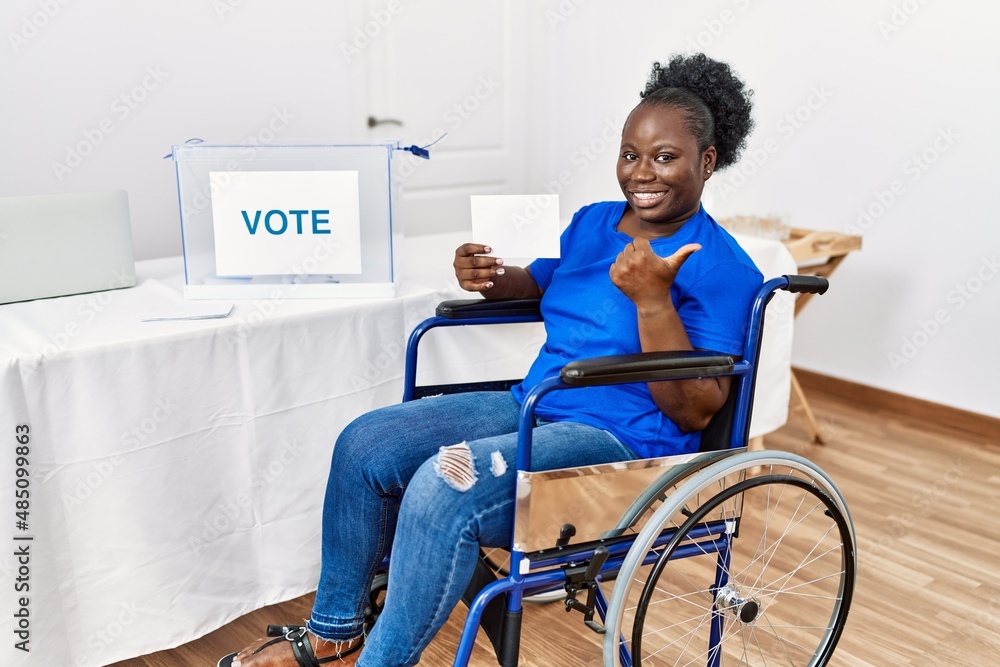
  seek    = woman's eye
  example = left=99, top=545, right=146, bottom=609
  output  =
left=656, top=154, right=674, bottom=162
left=622, top=152, right=637, bottom=160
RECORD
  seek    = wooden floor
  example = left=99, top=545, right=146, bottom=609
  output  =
left=112, top=387, right=1000, bottom=666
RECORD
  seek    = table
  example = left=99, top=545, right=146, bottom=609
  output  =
left=783, top=228, right=862, bottom=443
left=0, top=232, right=795, bottom=667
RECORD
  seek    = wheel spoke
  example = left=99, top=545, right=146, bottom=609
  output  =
left=734, top=499, right=829, bottom=602
left=623, top=473, right=852, bottom=667
left=759, top=528, right=840, bottom=597
left=748, top=623, right=771, bottom=667
left=641, top=607, right=717, bottom=638
left=749, top=494, right=815, bottom=593
left=754, top=610, right=821, bottom=659
left=758, top=569, right=846, bottom=598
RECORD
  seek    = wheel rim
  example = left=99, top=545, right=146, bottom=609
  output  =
left=627, top=473, right=854, bottom=666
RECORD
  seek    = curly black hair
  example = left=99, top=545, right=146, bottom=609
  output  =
left=640, top=53, right=754, bottom=171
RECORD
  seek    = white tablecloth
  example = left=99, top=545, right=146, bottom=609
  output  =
left=0, top=232, right=795, bottom=667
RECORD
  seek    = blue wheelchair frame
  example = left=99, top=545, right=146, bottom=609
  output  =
left=399, top=275, right=828, bottom=667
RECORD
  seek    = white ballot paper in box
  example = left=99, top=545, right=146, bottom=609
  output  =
left=471, top=195, right=560, bottom=260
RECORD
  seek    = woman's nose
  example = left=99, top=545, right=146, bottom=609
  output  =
left=631, top=159, right=655, bottom=181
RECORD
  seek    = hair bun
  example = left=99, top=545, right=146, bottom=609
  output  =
left=642, top=53, right=754, bottom=171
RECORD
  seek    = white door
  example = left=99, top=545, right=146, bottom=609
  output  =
left=348, top=0, right=530, bottom=235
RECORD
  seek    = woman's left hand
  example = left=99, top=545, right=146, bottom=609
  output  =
left=610, top=238, right=701, bottom=309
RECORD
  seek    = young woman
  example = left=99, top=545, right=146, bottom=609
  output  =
left=222, top=52, right=759, bottom=667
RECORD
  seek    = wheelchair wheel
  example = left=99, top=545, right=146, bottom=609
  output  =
left=601, top=449, right=740, bottom=540
left=604, top=451, right=856, bottom=667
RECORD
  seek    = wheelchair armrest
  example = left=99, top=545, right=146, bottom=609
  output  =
left=435, top=298, right=542, bottom=320
left=560, top=350, right=736, bottom=387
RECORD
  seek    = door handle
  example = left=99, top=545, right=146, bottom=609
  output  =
left=367, top=116, right=404, bottom=128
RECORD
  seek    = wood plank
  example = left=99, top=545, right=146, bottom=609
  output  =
left=109, top=384, right=1000, bottom=666
left=794, top=366, right=1000, bottom=442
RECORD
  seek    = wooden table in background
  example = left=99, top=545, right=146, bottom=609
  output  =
left=782, top=227, right=862, bottom=443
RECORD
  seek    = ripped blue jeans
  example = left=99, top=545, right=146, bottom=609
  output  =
left=307, top=391, right=637, bottom=666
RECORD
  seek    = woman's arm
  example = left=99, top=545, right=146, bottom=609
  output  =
left=609, top=238, right=731, bottom=432
left=453, top=243, right=543, bottom=299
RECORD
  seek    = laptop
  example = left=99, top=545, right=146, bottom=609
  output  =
left=0, top=190, right=136, bottom=305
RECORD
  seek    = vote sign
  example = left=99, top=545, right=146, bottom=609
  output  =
left=210, top=170, right=363, bottom=277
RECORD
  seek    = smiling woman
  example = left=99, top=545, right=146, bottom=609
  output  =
left=219, top=53, right=762, bottom=667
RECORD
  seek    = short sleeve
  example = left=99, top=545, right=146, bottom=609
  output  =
left=527, top=257, right=558, bottom=292
left=678, top=262, right=762, bottom=356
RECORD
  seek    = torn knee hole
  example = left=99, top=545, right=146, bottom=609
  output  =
left=490, top=450, right=507, bottom=477
left=434, top=441, right=478, bottom=492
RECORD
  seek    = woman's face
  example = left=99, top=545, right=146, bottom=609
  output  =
left=617, top=104, right=715, bottom=230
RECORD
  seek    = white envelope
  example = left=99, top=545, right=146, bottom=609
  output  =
left=470, top=194, right=560, bottom=260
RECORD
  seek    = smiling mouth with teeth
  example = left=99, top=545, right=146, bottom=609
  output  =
left=632, top=191, right=666, bottom=200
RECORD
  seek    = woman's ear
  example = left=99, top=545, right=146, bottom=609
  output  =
left=703, top=146, right=717, bottom=179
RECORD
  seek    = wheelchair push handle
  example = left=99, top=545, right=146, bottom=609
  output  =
left=782, top=275, right=829, bottom=295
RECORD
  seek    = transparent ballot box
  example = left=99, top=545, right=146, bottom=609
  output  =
left=172, top=142, right=404, bottom=299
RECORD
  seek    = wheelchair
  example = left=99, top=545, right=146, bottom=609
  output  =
left=375, top=274, right=855, bottom=666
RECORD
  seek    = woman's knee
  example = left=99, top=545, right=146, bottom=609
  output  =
left=399, top=443, right=513, bottom=535
left=400, top=454, right=474, bottom=529
left=332, top=408, right=396, bottom=466
left=329, top=410, right=407, bottom=492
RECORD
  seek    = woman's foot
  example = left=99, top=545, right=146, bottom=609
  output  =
left=229, top=629, right=362, bottom=666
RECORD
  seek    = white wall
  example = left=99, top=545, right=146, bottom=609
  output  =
left=4, top=0, right=997, bottom=418
left=2, top=0, right=358, bottom=260
left=522, top=0, right=999, bottom=419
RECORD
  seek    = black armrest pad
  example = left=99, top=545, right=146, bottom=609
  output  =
left=436, top=298, right=542, bottom=320
left=560, top=350, right=736, bottom=387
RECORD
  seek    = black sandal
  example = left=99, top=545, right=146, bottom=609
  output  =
left=216, top=625, right=363, bottom=667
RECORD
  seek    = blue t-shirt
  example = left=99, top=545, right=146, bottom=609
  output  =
left=511, top=201, right=763, bottom=458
